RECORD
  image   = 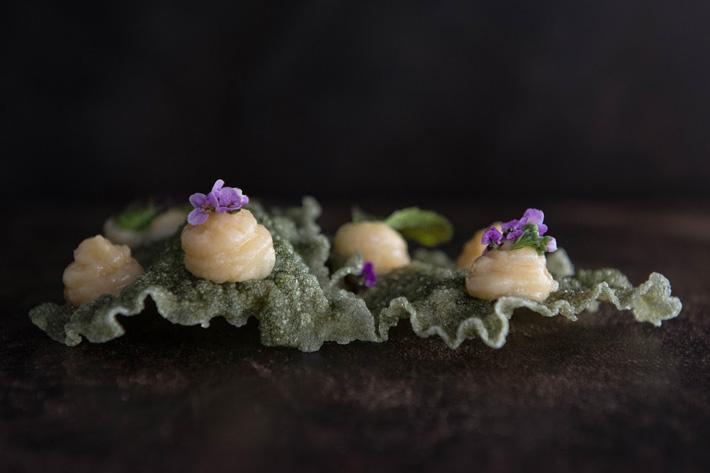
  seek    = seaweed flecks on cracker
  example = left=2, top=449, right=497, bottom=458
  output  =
left=29, top=191, right=682, bottom=351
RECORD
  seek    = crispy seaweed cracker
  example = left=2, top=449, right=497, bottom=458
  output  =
left=362, top=254, right=680, bottom=349
left=30, top=198, right=682, bottom=351
left=30, top=198, right=379, bottom=351
left=363, top=263, right=509, bottom=348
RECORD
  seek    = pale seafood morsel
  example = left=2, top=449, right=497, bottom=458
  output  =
left=333, top=222, right=410, bottom=274
left=103, top=208, right=188, bottom=247
left=102, top=218, right=143, bottom=247
left=63, top=235, right=144, bottom=306
left=181, top=209, right=275, bottom=283
left=466, top=247, right=559, bottom=302
left=146, top=208, right=187, bottom=241
left=456, top=222, right=502, bottom=269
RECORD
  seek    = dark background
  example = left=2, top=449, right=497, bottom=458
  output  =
left=4, top=0, right=710, bottom=204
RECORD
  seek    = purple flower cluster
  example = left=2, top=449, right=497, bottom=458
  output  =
left=188, top=179, right=250, bottom=225
left=481, top=208, right=557, bottom=253
left=360, top=261, right=377, bottom=288
left=544, top=236, right=557, bottom=253
left=502, top=208, right=547, bottom=239
left=481, top=226, right=503, bottom=246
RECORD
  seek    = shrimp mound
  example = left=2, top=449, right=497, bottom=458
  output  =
left=456, top=222, right=502, bottom=269
left=181, top=210, right=275, bottom=283
left=147, top=208, right=187, bottom=241
left=466, top=247, right=558, bottom=302
left=63, top=235, right=144, bottom=306
left=333, top=222, right=410, bottom=274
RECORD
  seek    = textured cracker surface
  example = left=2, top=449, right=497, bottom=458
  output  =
left=29, top=199, right=681, bottom=351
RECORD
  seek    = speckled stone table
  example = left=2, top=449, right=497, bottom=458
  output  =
left=2, top=200, right=709, bottom=472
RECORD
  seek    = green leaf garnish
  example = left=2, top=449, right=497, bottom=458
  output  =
left=511, top=223, right=555, bottom=255
left=115, top=204, right=160, bottom=231
left=384, top=208, right=454, bottom=247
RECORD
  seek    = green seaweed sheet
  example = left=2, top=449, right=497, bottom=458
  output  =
left=29, top=198, right=682, bottom=351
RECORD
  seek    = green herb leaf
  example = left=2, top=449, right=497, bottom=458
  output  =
left=384, top=208, right=454, bottom=247
left=510, top=223, right=552, bottom=255
left=115, top=204, right=160, bottom=231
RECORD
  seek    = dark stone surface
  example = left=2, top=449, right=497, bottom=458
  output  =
left=2, top=201, right=709, bottom=472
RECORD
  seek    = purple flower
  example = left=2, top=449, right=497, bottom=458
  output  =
left=519, top=208, right=547, bottom=235
left=488, top=208, right=557, bottom=254
left=188, top=193, right=210, bottom=225
left=545, top=237, right=557, bottom=253
left=481, top=226, right=503, bottom=246
left=187, top=179, right=250, bottom=225
left=217, top=187, right=249, bottom=211
left=499, top=209, right=547, bottom=241
left=499, top=219, right=520, bottom=241
left=506, top=229, right=524, bottom=241
left=520, top=208, right=544, bottom=225
left=501, top=219, right=519, bottom=233
left=360, top=261, right=377, bottom=288
left=208, top=179, right=249, bottom=213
